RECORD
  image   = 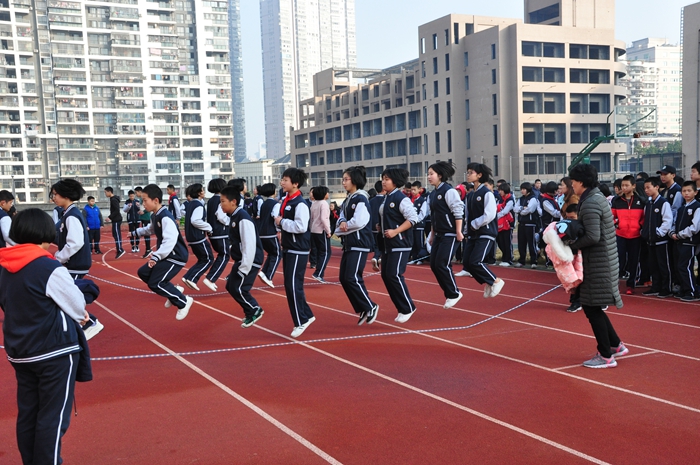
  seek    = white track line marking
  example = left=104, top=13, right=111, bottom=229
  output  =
left=92, top=300, right=343, bottom=465
left=553, top=351, right=661, bottom=371
left=97, top=253, right=700, bottom=414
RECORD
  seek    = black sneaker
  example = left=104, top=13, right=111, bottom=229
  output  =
left=95, top=250, right=102, bottom=255
left=241, top=308, right=264, bottom=328
left=366, top=304, right=379, bottom=324
left=115, top=250, right=126, bottom=259
left=657, top=291, right=672, bottom=298
left=642, top=290, right=659, bottom=296
left=357, top=311, right=367, bottom=326
left=142, top=250, right=153, bottom=259
left=566, top=303, right=581, bottom=313
left=680, top=295, right=700, bottom=302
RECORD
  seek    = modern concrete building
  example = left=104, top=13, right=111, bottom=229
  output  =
left=260, top=0, right=356, bottom=161
left=228, top=0, right=246, bottom=162
left=0, top=0, right=233, bottom=204
left=622, top=38, right=681, bottom=136
left=682, top=2, right=700, bottom=171
left=232, top=158, right=276, bottom=190
left=291, top=0, right=628, bottom=193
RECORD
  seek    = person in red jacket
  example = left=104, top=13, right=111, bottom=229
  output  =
left=496, top=183, right=515, bottom=266
left=611, top=175, right=645, bottom=294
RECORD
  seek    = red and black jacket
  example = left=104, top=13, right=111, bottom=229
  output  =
left=611, top=193, right=645, bottom=239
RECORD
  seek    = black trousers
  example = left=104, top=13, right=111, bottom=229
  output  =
left=411, top=228, right=428, bottom=261
left=675, top=242, right=698, bottom=296
left=283, top=251, right=314, bottom=327
left=380, top=250, right=415, bottom=315
left=140, top=220, right=151, bottom=251
left=638, top=240, right=650, bottom=283
left=496, top=229, right=513, bottom=264
left=372, top=231, right=383, bottom=261
left=128, top=222, right=140, bottom=249
left=617, top=236, right=641, bottom=288
left=183, top=241, right=214, bottom=283
left=111, top=221, right=123, bottom=253
left=464, top=237, right=497, bottom=286
left=226, top=261, right=261, bottom=317
left=667, top=241, right=679, bottom=286
left=206, top=237, right=230, bottom=282
left=309, top=235, right=318, bottom=266
left=311, top=232, right=331, bottom=279
left=260, top=236, right=281, bottom=280
left=429, top=234, right=460, bottom=299
left=13, top=352, right=78, bottom=465
left=88, top=228, right=101, bottom=253
left=648, top=242, right=672, bottom=294
left=582, top=305, right=621, bottom=359
left=339, top=250, right=376, bottom=314
left=517, top=223, right=538, bottom=265
left=138, top=260, right=187, bottom=309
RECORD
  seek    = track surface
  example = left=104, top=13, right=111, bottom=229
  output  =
left=1, top=230, right=699, bottom=464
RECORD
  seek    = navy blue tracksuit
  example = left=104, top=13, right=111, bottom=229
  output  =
left=428, top=182, right=461, bottom=299
left=258, top=198, right=281, bottom=281
left=206, top=194, right=230, bottom=282
left=183, top=199, right=214, bottom=284
left=464, top=184, right=498, bottom=286
left=225, top=206, right=264, bottom=318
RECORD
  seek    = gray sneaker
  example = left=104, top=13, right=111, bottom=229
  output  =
left=610, top=343, right=629, bottom=357
left=583, top=353, right=617, bottom=368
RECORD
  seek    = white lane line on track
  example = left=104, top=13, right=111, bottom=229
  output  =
left=552, top=351, right=661, bottom=371
left=92, top=299, right=344, bottom=465
left=97, top=251, right=700, bottom=415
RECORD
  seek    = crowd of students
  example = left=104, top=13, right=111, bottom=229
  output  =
left=2, top=160, right=700, bottom=463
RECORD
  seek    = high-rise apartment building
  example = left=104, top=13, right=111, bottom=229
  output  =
left=291, top=0, right=628, bottom=194
left=0, top=0, right=233, bottom=204
left=682, top=3, right=700, bottom=172
left=228, top=0, right=246, bottom=162
left=260, top=0, right=356, bottom=160
left=622, top=38, right=681, bottom=136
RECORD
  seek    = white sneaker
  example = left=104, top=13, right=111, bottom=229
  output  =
left=165, top=285, right=185, bottom=308
left=498, top=262, right=511, bottom=267
left=290, top=316, right=316, bottom=338
left=83, top=319, right=104, bottom=341
left=394, top=311, right=414, bottom=323
left=490, top=278, right=505, bottom=298
left=444, top=291, right=463, bottom=309
left=483, top=285, right=492, bottom=298
left=258, top=272, right=274, bottom=288
left=176, top=296, right=194, bottom=320
left=182, top=277, right=200, bottom=291
left=202, top=278, right=217, bottom=292
left=454, top=270, right=472, bottom=277
left=531, top=264, right=538, bottom=269
left=371, top=258, right=379, bottom=271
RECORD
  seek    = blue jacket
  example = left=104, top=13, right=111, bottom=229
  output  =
left=82, top=204, right=103, bottom=230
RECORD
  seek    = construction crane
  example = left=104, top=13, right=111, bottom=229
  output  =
left=567, top=108, right=657, bottom=171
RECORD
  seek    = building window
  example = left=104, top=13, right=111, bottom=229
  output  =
left=491, top=44, right=496, bottom=60
left=433, top=81, right=439, bottom=98
left=454, top=23, right=459, bottom=44
left=423, top=106, right=428, bottom=127
left=433, top=57, right=438, bottom=74
left=435, top=132, right=441, bottom=154
left=521, top=41, right=564, bottom=58
left=493, top=155, right=498, bottom=176
left=524, top=154, right=566, bottom=175
left=589, top=153, right=611, bottom=172
left=523, top=92, right=565, bottom=114
left=492, top=94, right=497, bottom=115
left=445, top=53, right=450, bottom=71
left=466, top=128, right=471, bottom=149
left=444, top=29, right=449, bottom=46
left=409, top=136, right=421, bottom=155
left=422, top=83, right=427, bottom=100
left=408, top=110, right=420, bottom=129
left=466, top=23, right=474, bottom=35
left=491, top=69, right=496, bottom=85
left=464, top=75, right=469, bottom=90
left=434, top=103, right=440, bottom=125
left=446, top=101, right=452, bottom=123
left=493, top=125, right=498, bottom=146
left=423, top=133, right=429, bottom=154
left=465, top=99, right=470, bottom=120
left=570, top=44, right=610, bottom=60
left=523, top=123, right=566, bottom=144
left=446, top=77, right=451, bottom=95
left=421, top=61, right=426, bottom=78
left=410, top=162, right=422, bottom=177
left=447, top=130, right=452, bottom=153
left=522, top=67, right=565, bottom=82
left=421, top=37, right=426, bottom=54
left=432, top=33, right=438, bottom=50
left=529, top=3, right=559, bottom=23
left=464, top=52, right=469, bottom=67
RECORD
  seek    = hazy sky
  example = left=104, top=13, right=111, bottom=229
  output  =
left=240, top=0, right=692, bottom=157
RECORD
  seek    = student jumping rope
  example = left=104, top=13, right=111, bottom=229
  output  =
left=274, top=168, right=316, bottom=338
left=334, top=165, right=379, bottom=325
left=134, top=186, right=153, bottom=258
left=132, top=184, right=193, bottom=319
left=256, top=183, right=282, bottom=288
left=220, top=186, right=265, bottom=327
left=379, top=168, right=418, bottom=323
left=461, top=163, right=505, bottom=298
left=425, top=161, right=464, bottom=309
left=181, top=183, right=214, bottom=291
left=123, top=190, right=142, bottom=253
left=203, top=178, right=230, bottom=292
left=310, top=185, right=332, bottom=283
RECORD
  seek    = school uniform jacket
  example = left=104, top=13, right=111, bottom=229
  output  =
left=0, top=244, right=86, bottom=364
left=611, top=193, right=645, bottom=239
left=642, top=195, right=672, bottom=245
left=539, top=194, right=561, bottom=229
left=428, top=182, right=463, bottom=236
left=122, top=198, right=142, bottom=224
left=0, top=208, right=13, bottom=247
left=674, top=199, right=700, bottom=245
left=662, top=182, right=683, bottom=221
left=334, top=190, right=373, bottom=252
left=413, top=195, right=429, bottom=230
left=369, top=194, right=384, bottom=232
left=228, top=205, right=263, bottom=276
left=465, top=184, right=497, bottom=239
left=380, top=188, right=418, bottom=252
left=184, top=198, right=212, bottom=245
left=207, top=194, right=229, bottom=240
left=168, top=193, right=182, bottom=220
left=514, top=194, right=540, bottom=225
left=258, top=198, right=279, bottom=238
left=135, top=206, right=189, bottom=266
left=279, top=193, right=311, bottom=253
left=55, top=204, right=91, bottom=275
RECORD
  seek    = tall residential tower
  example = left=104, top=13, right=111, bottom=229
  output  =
left=260, top=0, right=356, bottom=160
left=229, top=0, right=247, bottom=162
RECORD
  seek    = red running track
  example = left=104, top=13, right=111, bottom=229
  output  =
left=1, top=229, right=700, bottom=464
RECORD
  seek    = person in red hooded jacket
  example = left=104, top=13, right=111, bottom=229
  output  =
left=496, top=182, right=515, bottom=266
left=611, top=174, right=645, bottom=294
